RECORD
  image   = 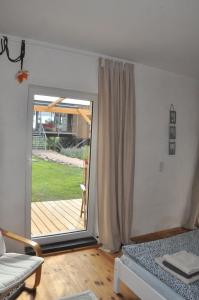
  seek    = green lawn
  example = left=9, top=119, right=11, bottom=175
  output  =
left=32, top=156, right=83, bottom=202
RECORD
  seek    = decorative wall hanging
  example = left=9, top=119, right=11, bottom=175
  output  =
left=0, top=36, right=28, bottom=83
left=169, top=125, right=176, bottom=139
left=169, top=141, right=176, bottom=155
left=169, top=104, right=176, bottom=124
left=169, top=105, right=176, bottom=155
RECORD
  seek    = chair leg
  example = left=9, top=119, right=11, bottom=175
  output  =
left=80, top=191, right=86, bottom=217
left=33, top=266, right=42, bottom=289
left=25, top=265, right=42, bottom=293
left=80, top=195, right=84, bottom=217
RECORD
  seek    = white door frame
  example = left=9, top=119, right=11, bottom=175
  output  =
left=25, top=85, right=98, bottom=244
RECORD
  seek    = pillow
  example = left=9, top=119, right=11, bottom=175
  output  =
left=0, top=231, right=6, bottom=255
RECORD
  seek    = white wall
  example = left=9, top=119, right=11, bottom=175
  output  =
left=0, top=38, right=198, bottom=247
left=132, top=64, right=199, bottom=236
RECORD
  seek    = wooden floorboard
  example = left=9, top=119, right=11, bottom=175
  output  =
left=37, top=202, right=66, bottom=231
left=46, top=202, right=76, bottom=230
left=56, top=202, right=84, bottom=228
left=31, top=220, right=41, bottom=235
left=60, top=200, right=81, bottom=218
left=31, top=199, right=85, bottom=236
left=18, top=248, right=138, bottom=300
left=42, top=201, right=73, bottom=230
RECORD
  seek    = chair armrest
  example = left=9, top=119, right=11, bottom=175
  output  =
left=0, top=228, right=42, bottom=257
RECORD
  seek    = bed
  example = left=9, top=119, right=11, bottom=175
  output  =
left=113, top=229, right=199, bottom=300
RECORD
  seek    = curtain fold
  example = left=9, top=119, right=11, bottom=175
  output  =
left=185, top=156, right=199, bottom=229
left=97, top=58, right=135, bottom=252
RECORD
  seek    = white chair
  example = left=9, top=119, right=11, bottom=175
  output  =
left=0, top=228, right=44, bottom=299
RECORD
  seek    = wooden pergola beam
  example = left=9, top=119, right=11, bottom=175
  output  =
left=48, top=97, right=65, bottom=108
left=33, top=105, right=90, bottom=116
left=78, top=109, right=91, bottom=125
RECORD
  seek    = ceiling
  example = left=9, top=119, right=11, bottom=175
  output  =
left=1, top=0, right=199, bottom=78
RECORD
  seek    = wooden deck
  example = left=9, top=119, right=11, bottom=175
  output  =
left=31, top=199, right=85, bottom=236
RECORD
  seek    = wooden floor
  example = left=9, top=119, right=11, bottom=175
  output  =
left=17, top=228, right=187, bottom=300
left=18, top=228, right=187, bottom=299
left=18, top=248, right=138, bottom=300
left=31, top=199, right=85, bottom=236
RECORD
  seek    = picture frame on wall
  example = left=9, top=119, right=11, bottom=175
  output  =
left=169, top=125, right=176, bottom=139
left=169, top=142, right=176, bottom=155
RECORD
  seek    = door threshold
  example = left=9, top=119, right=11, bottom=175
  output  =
left=25, top=236, right=97, bottom=255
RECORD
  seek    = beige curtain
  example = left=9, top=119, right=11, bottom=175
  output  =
left=97, top=58, right=135, bottom=252
left=185, top=156, right=199, bottom=229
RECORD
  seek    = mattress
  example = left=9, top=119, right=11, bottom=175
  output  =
left=122, top=229, right=199, bottom=300
left=121, top=255, right=184, bottom=300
